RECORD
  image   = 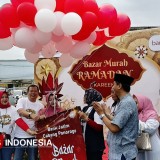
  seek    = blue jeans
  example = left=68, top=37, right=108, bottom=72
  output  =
left=13, top=137, right=38, bottom=160
left=0, top=147, right=14, bottom=160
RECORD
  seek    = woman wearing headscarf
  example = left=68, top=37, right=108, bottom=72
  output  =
left=39, top=92, right=63, bottom=118
left=78, top=88, right=105, bottom=160
left=0, top=90, right=36, bottom=160
left=133, top=94, right=160, bottom=160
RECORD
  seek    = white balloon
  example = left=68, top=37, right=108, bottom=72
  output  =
left=61, top=12, right=82, bottom=35
left=34, top=29, right=52, bottom=45
left=0, top=37, right=13, bottom=50
left=14, top=27, right=36, bottom=49
left=104, top=27, right=113, bottom=37
left=35, top=9, right=57, bottom=33
left=10, top=22, right=29, bottom=34
left=70, top=42, right=91, bottom=59
left=59, top=54, right=74, bottom=68
left=34, top=0, right=56, bottom=11
left=10, top=28, right=18, bottom=35
left=55, top=36, right=73, bottom=53
left=24, top=50, right=39, bottom=63
left=95, top=27, right=104, bottom=31
left=83, top=31, right=97, bottom=44
left=52, top=34, right=64, bottom=42
left=53, top=11, right=65, bottom=36
left=27, top=42, right=42, bottom=54
left=41, top=41, right=56, bottom=58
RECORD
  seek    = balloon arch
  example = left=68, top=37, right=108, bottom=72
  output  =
left=0, top=0, right=131, bottom=67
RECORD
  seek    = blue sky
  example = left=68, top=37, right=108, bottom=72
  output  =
left=0, top=0, right=160, bottom=60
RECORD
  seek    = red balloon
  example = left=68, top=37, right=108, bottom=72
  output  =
left=93, top=30, right=113, bottom=46
left=11, top=0, right=34, bottom=8
left=72, top=12, right=98, bottom=41
left=98, top=4, right=117, bottom=29
left=11, top=0, right=20, bottom=8
left=0, top=3, right=20, bottom=28
left=64, top=0, right=84, bottom=15
left=82, top=12, right=98, bottom=33
left=17, top=2, right=37, bottom=26
left=109, top=13, right=131, bottom=36
left=55, top=0, right=66, bottom=12
left=83, top=0, right=99, bottom=15
left=0, top=23, right=11, bottom=38
left=72, top=29, right=91, bottom=41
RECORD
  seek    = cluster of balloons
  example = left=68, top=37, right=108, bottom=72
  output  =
left=0, top=0, right=131, bottom=67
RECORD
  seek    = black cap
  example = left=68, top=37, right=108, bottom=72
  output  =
left=114, top=74, right=134, bottom=86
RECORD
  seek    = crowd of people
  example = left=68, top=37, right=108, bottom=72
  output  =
left=0, top=89, right=36, bottom=160
left=80, top=73, right=160, bottom=160
left=0, top=73, right=160, bottom=160
left=0, top=84, right=66, bottom=160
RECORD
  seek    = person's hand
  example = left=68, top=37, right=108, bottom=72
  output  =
left=38, top=115, right=46, bottom=120
left=78, top=111, right=89, bottom=122
left=92, top=101, right=104, bottom=115
left=27, top=129, right=37, bottom=136
left=101, top=103, right=111, bottom=115
left=30, top=114, right=40, bottom=121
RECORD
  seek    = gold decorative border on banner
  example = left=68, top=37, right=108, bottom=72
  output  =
left=106, top=28, right=160, bottom=71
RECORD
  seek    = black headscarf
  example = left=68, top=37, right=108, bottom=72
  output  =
left=84, top=88, right=102, bottom=106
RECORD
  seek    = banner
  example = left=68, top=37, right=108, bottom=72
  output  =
left=36, top=109, right=87, bottom=160
left=69, top=45, right=145, bottom=99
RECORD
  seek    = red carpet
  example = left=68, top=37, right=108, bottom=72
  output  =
left=102, top=141, right=109, bottom=160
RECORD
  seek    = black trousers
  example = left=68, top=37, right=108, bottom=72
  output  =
left=86, top=150, right=103, bottom=160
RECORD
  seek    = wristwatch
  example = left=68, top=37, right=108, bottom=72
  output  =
left=28, top=113, right=31, bottom=118
left=99, top=114, right=105, bottom=120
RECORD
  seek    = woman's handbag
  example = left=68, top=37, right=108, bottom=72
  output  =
left=136, top=132, right=152, bottom=151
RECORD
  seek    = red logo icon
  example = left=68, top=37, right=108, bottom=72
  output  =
left=0, top=134, right=4, bottom=149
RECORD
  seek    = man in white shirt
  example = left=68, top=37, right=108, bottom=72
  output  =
left=14, top=84, right=44, bottom=160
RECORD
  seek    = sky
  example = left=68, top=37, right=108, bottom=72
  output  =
left=0, top=0, right=160, bottom=60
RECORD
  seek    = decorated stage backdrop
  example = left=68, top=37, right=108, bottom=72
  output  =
left=56, top=28, right=160, bottom=113
left=33, top=28, right=160, bottom=160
